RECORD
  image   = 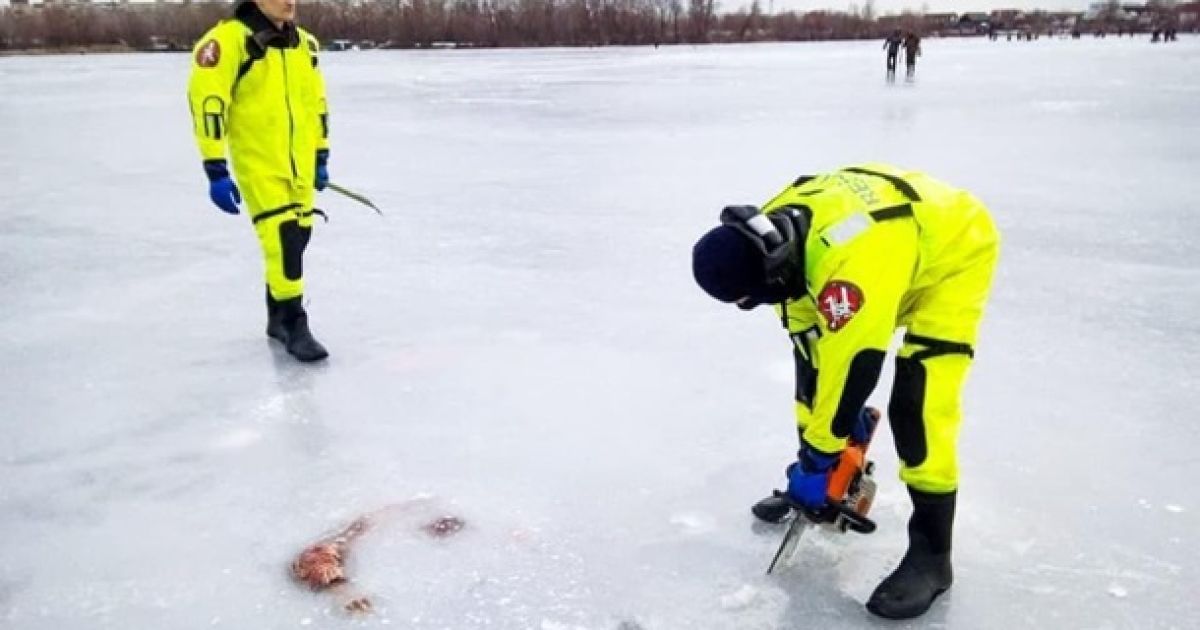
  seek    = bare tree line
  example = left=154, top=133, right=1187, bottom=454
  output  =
left=1, top=0, right=1189, bottom=52
left=0, top=0, right=887, bottom=51
left=0, top=4, right=226, bottom=50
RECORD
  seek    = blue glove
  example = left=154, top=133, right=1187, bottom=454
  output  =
left=204, top=160, right=241, bottom=215
left=315, top=149, right=329, bottom=191
left=849, top=407, right=880, bottom=446
left=786, top=444, right=839, bottom=509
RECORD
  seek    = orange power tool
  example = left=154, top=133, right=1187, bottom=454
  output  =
left=766, top=408, right=881, bottom=574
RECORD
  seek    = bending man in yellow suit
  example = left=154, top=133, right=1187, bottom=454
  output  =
left=187, top=0, right=330, bottom=362
left=692, top=164, right=999, bottom=619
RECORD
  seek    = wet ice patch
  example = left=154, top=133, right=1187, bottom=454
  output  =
left=1107, top=584, right=1128, bottom=598
left=1164, top=505, right=1184, bottom=513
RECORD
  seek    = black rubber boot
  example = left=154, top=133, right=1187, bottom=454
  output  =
left=275, top=296, right=328, bottom=362
left=265, top=288, right=287, bottom=343
left=866, top=487, right=955, bottom=620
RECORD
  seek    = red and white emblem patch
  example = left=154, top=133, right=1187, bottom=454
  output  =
left=196, top=39, right=221, bottom=68
left=817, top=280, right=864, bottom=332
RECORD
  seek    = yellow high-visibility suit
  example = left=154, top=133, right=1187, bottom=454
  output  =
left=187, top=2, right=329, bottom=301
left=762, top=165, right=999, bottom=493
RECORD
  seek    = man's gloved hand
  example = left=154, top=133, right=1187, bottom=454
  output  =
left=204, top=160, right=241, bottom=215
left=850, top=407, right=881, bottom=446
left=315, top=149, right=329, bottom=191
left=786, top=443, right=840, bottom=509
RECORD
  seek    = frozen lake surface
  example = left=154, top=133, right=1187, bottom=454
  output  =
left=2, top=36, right=1199, bottom=629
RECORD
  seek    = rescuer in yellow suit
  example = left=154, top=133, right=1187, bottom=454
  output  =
left=187, top=0, right=331, bottom=362
left=691, top=164, right=999, bottom=620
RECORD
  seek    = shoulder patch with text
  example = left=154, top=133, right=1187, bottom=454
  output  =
left=816, top=280, right=864, bottom=332
left=196, top=39, right=221, bottom=68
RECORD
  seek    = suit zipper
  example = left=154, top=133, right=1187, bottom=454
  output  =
left=281, top=48, right=298, bottom=179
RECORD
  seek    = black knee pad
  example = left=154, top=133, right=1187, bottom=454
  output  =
left=831, top=349, right=885, bottom=439
left=279, top=220, right=312, bottom=281
left=888, top=356, right=928, bottom=468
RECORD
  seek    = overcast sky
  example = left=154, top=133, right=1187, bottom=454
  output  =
left=750, top=0, right=1089, bottom=13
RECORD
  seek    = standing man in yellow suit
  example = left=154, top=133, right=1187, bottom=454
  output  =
left=691, top=164, right=999, bottom=619
left=188, top=0, right=331, bottom=362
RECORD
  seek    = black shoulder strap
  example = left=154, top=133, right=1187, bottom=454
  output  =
left=868, top=203, right=914, bottom=222
left=233, top=4, right=297, bottom=88
left=234, top=31, right=269, bottom=91
left=841, top=167, right=922, bottom=202
left=791, top=174, right=816, bottom=187
left=236, top=56, right=258, bottom=83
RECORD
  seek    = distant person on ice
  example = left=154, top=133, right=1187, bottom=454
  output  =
left=691, top=165, right=1000, bottom=619
left=883, top=30, right=903, bottom=79
left=903, top=32, right=922, bottom=78
left=187, top=0, right=332, bottom=362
